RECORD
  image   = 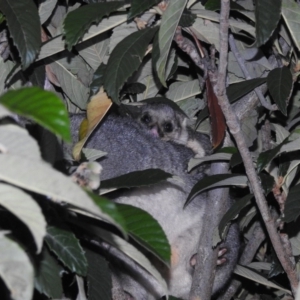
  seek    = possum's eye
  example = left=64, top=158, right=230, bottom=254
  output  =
left=141, top=113, right=152, bottom=124
left=163, top=122, right=173, bottom=133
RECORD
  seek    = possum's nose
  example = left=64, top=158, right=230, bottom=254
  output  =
left=149, top=124, right=163, bottom=138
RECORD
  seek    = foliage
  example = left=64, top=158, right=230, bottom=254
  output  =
left=0, top=0, right=300, bottom=299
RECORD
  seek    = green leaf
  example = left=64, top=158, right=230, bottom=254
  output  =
left=284, top=184, right=300, bottom=223
left=38, top=0, right=58, bottom=25
left=179, top=10, right=196, bottom=27
left=117, top=203, right=171, bottom=264
left=45, top=226, right=88, bottom=276
left=230, top=152, right=243, bottom=168
left=234, top=265, right=290, bottom=293
left=227, top=78, right=266, bottom=103
left=90, top=63, right=106, bottom=96
left=93, top=228, right=168, bottom=294
left=128, top=0, right=160, bottom=19
left=101, top=169, right=172, bottom=189
left=0, top=124, right=41, bottom=160
left=257, top=137, right=300, bottom=173
left=219, top=194, right=253, bottom=239
left=188, top=152, right=232, bottom=172
left=154, top=0, right=187, bottom=86
left=103, top=26, right=158, bottom=104
left=254, top=0, right=281, bottom=47
left=0, top=233, right=34, bottom=300
left=267, top=67, right=293, bottom=115
left=0, top=183, right=46, bottom=253
left=257, top=142, right=284, bottom=173
left=0, top=0, right=41, bottom=69
left=0, top=87, right=71, bottom=142
left=35, top=247, right=63, bottom=299
left=259, top=173, right=275, bottom=195
left=85, top=248, right=112, bottom=300
left=282, top=0, right=300, bottom=50
left=186, top=174, right=248, bottom=205
left=205, top=0, right=245, bottom=11
left=165, top=79, right=202, bottom=102
left=88, top=193, right=127, bottom=237
left=64, top=1, right=125, bottom=50
left=0, top=154, right=104, bottom=217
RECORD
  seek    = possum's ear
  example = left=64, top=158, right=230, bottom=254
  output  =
left=118, top=103, right=144, bottom=119
left=182, top=117, right=188, bottom=127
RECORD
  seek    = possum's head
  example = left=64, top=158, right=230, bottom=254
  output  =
left=135, top=101, right=189, bottom=145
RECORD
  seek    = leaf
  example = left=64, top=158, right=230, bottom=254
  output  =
left=73, top=91, right=112, bottom=160
left=154, top=0, right=187, bottom=86
left=267, top=67, right=293, bottom=115
left=165, top=79, right=202, bottom=102
left=0, top=183, right=46, bottom=253
left=227, top=78, right=266, bottom=103
left=254, top=0, right=281, bottom=47
left=0, top=233, right=34, bottom=300
left=77, top=33, right=109, bottom=71
left=205, top=0, right=245, bottom=11
left=85, top=247, right=112, bottom=300
left=90, top=63, right=107, bottom=96
left=234, top=265, right=291, bottom=293
left=206, top=77, right=226, bottom=148
left=103, top=26, right=158, bottom=104
left=282, top=0, right=300, bottom=51
left=116, top=203, right=171, bottom=264
left=0, top=154, right=105, bottom=217
left=188, top=152, right=232, bottom=172
left=88, top=193, right=127, bottom=237
left=39, top=15, right=127, bottom=61
left=100, top=169, right=172, bottom=189
left=0, top=0, right=41, bottom=69
left=64, top=1, right=125, bottom=50
left=272, top=123, right=290, bottom=143
left=186, top=174, right=248, bottom=205
left=128, top=0, right=160, bottom=19
left=179, top=10, right=196, bottom=27
left=257, top=142, right=285, bottom=173
left=284, top=184, right=300, bottom=223
left=257, top=137, right=300, bottom=172
left=0, top=125, right=41, bottom=160
left=48, top=58, right=90, bottom=110
left=81, top=148, right=107, bottom=161
left=290, top=229, right=300, bottom=256
left=39, top=0, right=58, bottom=24
left=94, top=228, right=168, bottom=296
left=259, top=173, right=275, bottom=195
left=35, top=247, right=63, bottom=299
left=0, top=87, right=71, bottom=142
left=45, top=226, right=88, bottom=276
left=218, top=194, right=253, bottom=239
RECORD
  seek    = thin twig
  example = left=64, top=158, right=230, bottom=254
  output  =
left=228, top=34, right=277, bottom=111
left=211, top=0, right=298, bottom=295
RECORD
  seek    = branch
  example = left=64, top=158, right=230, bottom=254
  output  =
left=189, top=163, right=230, bottom=300
left=210, top=0, right=298, bottom=295
left=228, top=34, right=277, bottom=111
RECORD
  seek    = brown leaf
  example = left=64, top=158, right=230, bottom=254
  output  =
left=206, top=78, right=226, bottom=148
left=73, top=89, right=112, bottom=160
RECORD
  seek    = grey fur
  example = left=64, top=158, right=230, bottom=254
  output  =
left=120, top=101, right=211, bottom=158
left=66, top=113, right=239, bottom=299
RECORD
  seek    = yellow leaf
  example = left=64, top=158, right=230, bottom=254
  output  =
left=73, top=89, right=112, bottom=160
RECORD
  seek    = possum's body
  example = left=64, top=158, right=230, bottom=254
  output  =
left=66, top=113, right=239, bottom=299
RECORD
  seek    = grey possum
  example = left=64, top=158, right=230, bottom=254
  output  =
left=119, top=99, right=211, bottom=158
left=66, top=112, right=239, bottom=299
